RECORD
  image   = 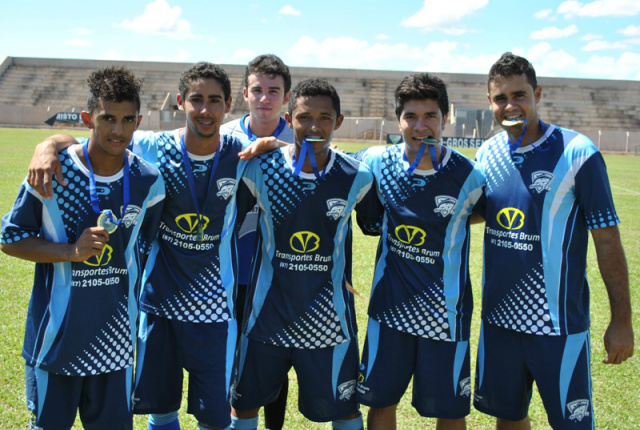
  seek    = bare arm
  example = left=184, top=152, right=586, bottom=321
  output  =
left=28, top=134, right=79, bottom=200
left=238, top=137, right=290, bottom=160
left=591, top=225, right=634, bottom=364
left=0, top=227, right=109, bottom=263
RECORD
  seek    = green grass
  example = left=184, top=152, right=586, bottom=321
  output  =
left=0, top=129, right=638, bottom=429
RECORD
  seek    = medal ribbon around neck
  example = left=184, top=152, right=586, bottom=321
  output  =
left=240, top=114, right=287, bottom=142
left=179, top=132, right=221, bottom=242
left=82, top=140, right=129, bottom=233
left=403, top=138, right=445, bottom=174
left=292, top=138, right=327, bottom=179
left=505, top=119, right=549, bottom=153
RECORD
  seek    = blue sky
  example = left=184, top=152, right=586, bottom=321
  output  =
left=2, top=0, right=639, bottom=80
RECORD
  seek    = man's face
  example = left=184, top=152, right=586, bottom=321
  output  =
left=285, top=95, right=344, bottom=155
left=488, top=73, right=541, bottom=134
left=178, top=78, right=231, bottom=139
left=243, top=73, right=290, bottom=124
left=82, top=99, right=141, bottom=158
left=398, top=98, right=447, bottom=151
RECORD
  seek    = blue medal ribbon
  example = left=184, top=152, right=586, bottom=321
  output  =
left=82, top=140, right=129, bottom=226
left=292, top=138, right=327, bottom=179
left=239, top=114, right=287, bottom=142
left=403, top=139, right=445, bottom=174
left=179, top=132, right=221, bottom=242
left=506, top=119, right=550, bottom=153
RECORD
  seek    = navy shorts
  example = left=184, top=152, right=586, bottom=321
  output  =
left=232, top=336, right=359, bottom=422
left=357, top=318, right=471, bottom=418
left=133, top=311, right=237, bottom=428
left=25, top=364, right=133, bottom=430
left=474, top=322, right=593, bottom=429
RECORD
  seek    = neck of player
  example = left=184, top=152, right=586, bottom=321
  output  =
left=248, top=115, right=281, bottom=138
left=183, top=127, right=220, bottom=156
left=406, top=143, right=443, bottom=170
left=294, top=145, right=330, bottom=173
left=80, top=142, right=126, bottom=176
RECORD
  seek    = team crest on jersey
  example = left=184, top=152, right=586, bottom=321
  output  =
left=567, top=399, right=590, bottom=422
left=84, top=244, right=113, bottom=267
left=120, top=205, right=142, bottom=228
left=529, top=171, right=554, bottom=194
left=434, top=195, right=457, bottom=217
left=459, top=377, right=471, bottom=397
left=338, top=380, right=357, bottom=401
left=326, top=199, right=348, bottom=220
left=216, top=178, right=236, bottom=200
left=290, top=231, right=320, bottom=253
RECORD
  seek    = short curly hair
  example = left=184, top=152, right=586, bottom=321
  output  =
left=243, top=54, right=291, bottom=93
left=287, top=79, right=341, bottom=117
left=394, top=73, right=449, bottom=120
left=488, top=52, right=538, bottom=90
left=179, top=62, right=231, bottom=101
left=86, top=66, right=143, bottom=113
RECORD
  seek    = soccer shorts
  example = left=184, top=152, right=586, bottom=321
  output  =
left=357, top=318, right=471, bottom=418
left=474, top=322, right=593, bottom=429
left=133, top=311, right=236, bottom=428
left=232, top=336, right=359, bottom=422
left=25, top=364, right=133, bottom=430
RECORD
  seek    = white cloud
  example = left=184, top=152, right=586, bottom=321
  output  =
left=116, top=0, right=196, bottom=40
left=619, top=25, right=640, bottom=36
left=534, top=9, right=554, bottom=19
left=278, top=5, right=301, bottom=16
left=65, top=39, right=91, bottom=47
left=582, top=40, right=628, bottom=51
left=230, top=49, right=257, bottom=64
left=582, top=52, right=640, bottom=79
left=581, top=33, right=603, bottom=41
left=557, top=0, right=640, bottom=18
left=402, top=0, right=489, bottom=31
left=530, top=24, right=579, bottom=40
left=99, top=48, right=191, bottom=63
left=376, top=33, right=390, bottom=40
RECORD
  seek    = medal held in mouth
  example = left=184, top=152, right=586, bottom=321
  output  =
left=83, top=141, right=130, bottom=234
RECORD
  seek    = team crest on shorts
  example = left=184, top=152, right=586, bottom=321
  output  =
left=434, top=195, right=457, bottom=217
left=121, top=205, right=142, bottom=228
left=567, top=399, right=590, bottom=422
left=338, top=380, right=357, bottom=401
left=529, top=171, right=554, bottom=194
left=326, top=199, right=348, bottom=220
left=459, top=377, right=471, bottom=397
left=216, top=178, right=236, bottom=200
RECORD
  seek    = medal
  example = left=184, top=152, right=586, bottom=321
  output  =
left=404, top=138, right=445, bottom=174
left=97, top=210, right=119, bottom=234
left=196, top=225, right=204, bottom=243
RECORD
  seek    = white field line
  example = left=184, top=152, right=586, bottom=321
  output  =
left=611, top=184, right=640, bottom=196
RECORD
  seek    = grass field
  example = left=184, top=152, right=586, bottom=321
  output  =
left=0, top=128, right=638, bottom=429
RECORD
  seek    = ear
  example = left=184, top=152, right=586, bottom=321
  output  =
left=284, top=112, right=293, bottom=128
left=334, top=114, right=344, bottom=131
left=135, top=115, right=143, bottom=128
left=442, top=113, right=449, bottom=131
left=283, top=91, right=291, bottom=104
left=486, top=92, right=491, bottom=105
left=81, top=111, right=93, bottom=128
left=534, top=86, right=542, bottom=103
left=225, top=96, right=232, bottom=113
left=176, top=94, right=185, bottom=111
left=242, top=87, right=249, bottom=101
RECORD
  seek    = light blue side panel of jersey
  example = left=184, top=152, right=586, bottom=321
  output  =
left=559, top=330, right=589, bottom=417
left=540, top=134, right=596, bottom=335
left=332, top=340, right=351, bottom=399
left=442, top=168, right=484, bottom=339
left=35, top=194, right=72, bottom=365
left=453, top=340, right=469, bottom=395
left=370, top=216, right=390, bottom=299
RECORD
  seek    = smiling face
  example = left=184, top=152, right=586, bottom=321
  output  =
left=178, top=77, right=231, bottom=143
left=488, top=73, right=542, bottom=135
left=82, top=98, right=141, bottom=160
left=285, top=95, right=344, bottom=160
left=399, top=98, right=448, bottom=153
left=243, top=73, right=290, bottom=125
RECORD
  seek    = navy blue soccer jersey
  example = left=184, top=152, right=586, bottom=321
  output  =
left=1, top=148, right=165, bottom=376
left=124, top=130, right=249, bottom=323
left=356, top=144, right=485, bottom=342
left=220, top=117, right=295, bottom=286
left=238, top=147, right=376, bottom=349
left=476, top=124, right=619, bottom=336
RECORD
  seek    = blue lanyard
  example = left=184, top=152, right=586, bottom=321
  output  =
left=292, top=138, right=327, bottom=179
left=404, top=139, right=445, bottom=174
left=82, top=141, right=129, bottom=230
left=239, top=114, right=287, bottom=142
left=179, top=132, right=221, bottom=242
left=506, top=120, right=549, bottom=153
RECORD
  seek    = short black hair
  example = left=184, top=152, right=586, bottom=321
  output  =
left=86, top=66, right=142, bottom=112
left=179, top=62, right=231, bottom=101
left=287, top=79, right=341, bottom=117
left=394, top=73, right=449, bottom=120
left=488, top=52, right=538, bottom=90
left=244, top=54, right=292, bottom=93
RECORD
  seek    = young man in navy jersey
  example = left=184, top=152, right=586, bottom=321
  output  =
left=473, top=52, right=634, bottom=430
left=230, top=79, right=379, bottom=430
left=220, top=54, right=294, bottom=430
left=353, top=73, right=485, bottom=430
left=1, top=67, right=165, bottom=430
